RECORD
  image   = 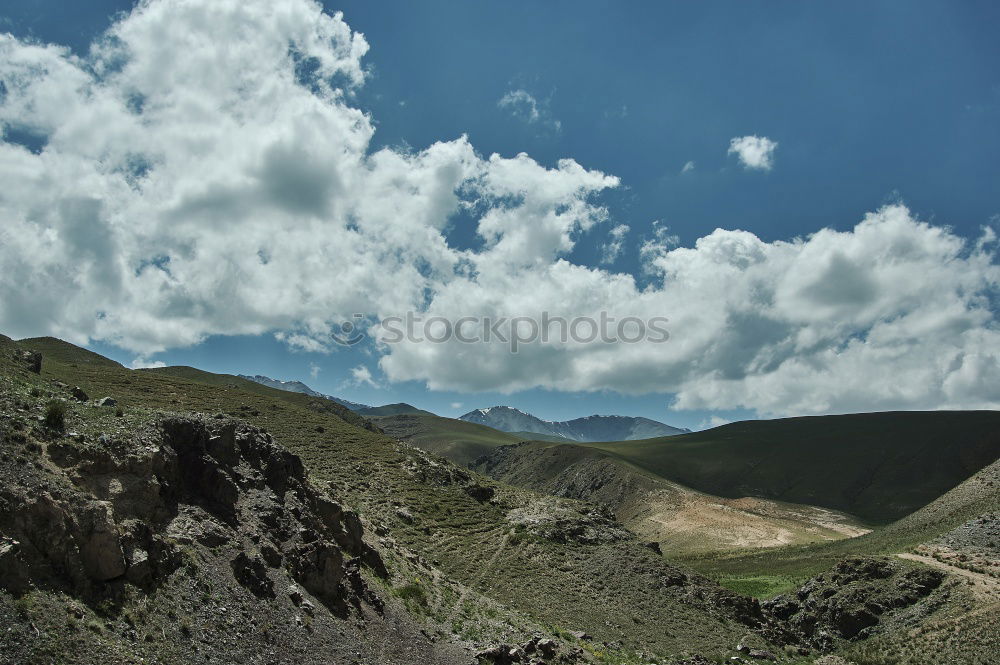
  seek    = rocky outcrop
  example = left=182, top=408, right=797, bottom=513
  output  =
left=763, top=557, right=944, bottom=647
left=25, top=351, right=42, bottom=374
left=506, top=498, right=631, bottom=545
left=475, top=635, right=581, bottom=664
left=0, top=415, right=385, bottom=614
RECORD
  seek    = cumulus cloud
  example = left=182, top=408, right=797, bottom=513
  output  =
left=600, top=224, right=629, bottom=264
left=379, top=205, right=1000, bottom=416
left=130, top=357, right=166, bottom=369
left=498, top=89, right=561, bottom=132
left=728, top=135, right=777, bottom=170
left=1, top=0, right=998, bottom=417
left=0, top=0, right=610, bottom=353
left=309, top=362, right=321, bottom=379
left=349, top=365, right=378, bottom=389
left=450, top=402, right=463, bottom=410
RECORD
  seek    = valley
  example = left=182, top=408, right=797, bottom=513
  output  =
left=1, top=334, right=998, bottom=665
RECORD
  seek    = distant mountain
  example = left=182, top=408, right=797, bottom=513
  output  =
left=356, top=403, right=434, bottom=417
left=237, top=374, right=371, bottom=411
left=459, top=405, right=688, bottom=442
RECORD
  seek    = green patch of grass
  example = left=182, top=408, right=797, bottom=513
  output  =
left=714, top=574, right=801, bottom=599
left=394, top=581, right=429, bottom=608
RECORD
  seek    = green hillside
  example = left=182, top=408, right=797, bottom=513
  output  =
left=357, top=403, right=435, bottom=417
left=688, top=455, right=1000, bottom=587
left=373, top=413, right=522, bottom=464
left=4, top=335, right=790, bottom=663
left=580, top=412, right=1000, bottom=523
left=372, top=413, right=570, bottom=465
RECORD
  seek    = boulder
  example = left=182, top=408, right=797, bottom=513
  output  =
left=71, top=386, right=89, bottom=402
left=291, top=540, right=346, bottom=602
left=260, top=542, right=283, bottom=568
left=125, top=547, right=153, bottom=585
left=18, top=350, right=42, bottom=373
left=96, top=397, right=118, bottom=408
left=77, top=501, right=126, bottom=581
left=0, top=537, right=29, bottom=593
left=231, top=551, right=274, bottom=598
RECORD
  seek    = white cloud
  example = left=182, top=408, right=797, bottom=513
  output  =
left=350, top=365, right=378, bottom=389
left=309, top=362, right=321, bottom=379
left=1, top=0, right=998, bottom=418
left=450, top=402, right=463, bottom=410
left=130, top=357, right=166, bottom=369
left=728, top=135, right=778, bottom=171
left=698, top=415, right=732, bottom=430
left=681, top=161, right=695, bottom=174
left=639, top=221, right=679, bottom=266
left=498, top=89, right=561, bottom=132
left=379, top=204, right=1000, bottom=416
left=600, top=224, right=629, bottom=264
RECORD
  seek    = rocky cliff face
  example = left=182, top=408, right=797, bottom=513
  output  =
left=0, top=409, right=464, bottom=664
left=2, top=415, right=382, bottom=607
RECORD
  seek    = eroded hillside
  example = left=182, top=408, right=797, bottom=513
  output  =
left=0, top=336, right=794, bottom=664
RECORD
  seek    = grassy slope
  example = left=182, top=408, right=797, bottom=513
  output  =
left=357, top=403, right=435, bottom=417
left=381, top=408, right=1000, bottom=525
left=578, top=411, right=1000, bottom=523
left=470, top=440, right=871, bottom=556
left=10, top=337, right=780, bottom=662
left=685, top=456, right=1000, bottom=595
left=372, top=413, right=570, bottom=465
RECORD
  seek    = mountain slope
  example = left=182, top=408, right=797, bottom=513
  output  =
left=2, top=335, right=796, bottom=663
left=472, top=441, right=870, bottom=555
left=683, top=451, right=1000, bottom=587
left=580, top=411, right=1000, bottom=523
left=0, top=351, right=465, bottom=664
left=374, top=413, right=533, bottom=465
left=460, top=405, right=688, bottom=442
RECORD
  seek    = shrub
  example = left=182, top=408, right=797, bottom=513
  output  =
left=43, top=400, right=67, bottom=431
left=395, top=582, right=428, bottom=607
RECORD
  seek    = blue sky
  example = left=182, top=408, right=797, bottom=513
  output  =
left=2, top=1, right=999, bottom=429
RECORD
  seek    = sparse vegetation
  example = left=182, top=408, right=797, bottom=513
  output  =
left=0, top=334, right=997, bottom=665
left=394, top=581, right=429, bottom=607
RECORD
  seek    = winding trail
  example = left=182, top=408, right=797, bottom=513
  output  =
left=896, top=552, right=1000, bottom=601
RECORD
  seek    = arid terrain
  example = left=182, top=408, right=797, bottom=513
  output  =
left=1, top=334, right=998, bottom=664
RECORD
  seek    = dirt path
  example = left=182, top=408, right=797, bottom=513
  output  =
left=446, top=530, right=511, bottom=623
left=897, top=552, right=1000, bottom=601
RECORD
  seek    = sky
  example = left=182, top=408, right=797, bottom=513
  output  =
left=1, top=0, right=999, bottom=430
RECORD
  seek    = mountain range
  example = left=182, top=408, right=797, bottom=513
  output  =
left=459, top=405, right=689, bottom=442
left=238, top=374, right=372, bottom=411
